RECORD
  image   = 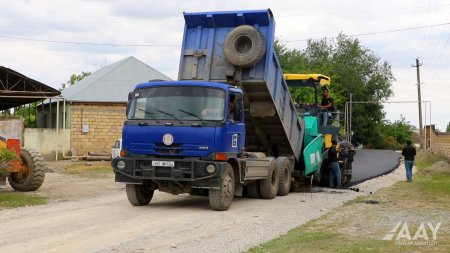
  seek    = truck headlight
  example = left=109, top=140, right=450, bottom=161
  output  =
left=206, top=164, right=216, bottom=174
left=116, top=160, right=126, bottom=170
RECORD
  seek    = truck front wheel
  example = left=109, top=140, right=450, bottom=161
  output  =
left=126, top=184, right=154, bottom=206
left=209, top=164, right=235, bottom=211
left=259, top=159, right=279, bottom=199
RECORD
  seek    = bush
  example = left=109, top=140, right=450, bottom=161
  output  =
left=0, top=147, right=18, bottom=172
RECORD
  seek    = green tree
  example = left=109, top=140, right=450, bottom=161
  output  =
left=60, top=71, right=91, bottom=90
left=446, top=122, right=450, bottom=132
left=15, top=104, right=38, bottom=128
left=376, top=115, right=414, bottom=149
left=275, top=34, right=395, bottom=147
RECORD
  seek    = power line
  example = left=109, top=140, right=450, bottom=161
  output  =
left=1, top=21, right=450, bottom=47
left=419, top=0, right=432, bottom=58
left=277, top=3, right=450, bottom=18
left=286, top=22, right=450, bottom=43
left=0, top=34, right=180, bottom=47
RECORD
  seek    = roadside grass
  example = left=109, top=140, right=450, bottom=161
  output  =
left=249, top=229, right=398, bottom=253
left=247, top=151, right=449, bottom=253
left=415, top=151, right=443, bottom=170
left=0, top=192, right=47, bottom=208
left=63, top=161, right=113, bottom=178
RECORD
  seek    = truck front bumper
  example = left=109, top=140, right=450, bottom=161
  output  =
left=112, top=157, right=227, bottom=188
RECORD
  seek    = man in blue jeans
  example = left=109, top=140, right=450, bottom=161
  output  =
left=328, top=140, right=342, bottom=188
left=401, top=140, right=416, bottom=182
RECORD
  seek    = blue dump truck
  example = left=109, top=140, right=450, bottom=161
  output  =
left=112, top=9, right=352, bottom=210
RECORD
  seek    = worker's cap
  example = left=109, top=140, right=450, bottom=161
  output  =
left=332, top=140, right=337, bottom=145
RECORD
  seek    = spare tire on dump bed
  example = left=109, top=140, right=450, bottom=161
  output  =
left=224, top=25, right=266, bottom=68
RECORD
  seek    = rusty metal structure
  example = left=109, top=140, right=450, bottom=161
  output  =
left=0, top=66, right=59, bottom=191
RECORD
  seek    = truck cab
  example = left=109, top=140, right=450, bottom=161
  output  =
left=116, top=81, right=245, bottom=186
left=124, top=81, right=245, bottom=157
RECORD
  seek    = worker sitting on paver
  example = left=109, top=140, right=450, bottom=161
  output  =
left=320, top=87, right=335, bottom=126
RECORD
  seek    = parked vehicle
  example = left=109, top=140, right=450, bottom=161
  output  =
left=112, top=9, right=350, bottom=210
left=0, top=118, right=46, bottom=191
left=111, top=139, right=122, bottom=159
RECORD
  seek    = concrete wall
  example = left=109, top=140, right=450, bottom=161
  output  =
left=24, top=128, right=71, bottom=160
left=70, top=103, right=125, bottom=156
left=427, top=125, right=450, bottom=160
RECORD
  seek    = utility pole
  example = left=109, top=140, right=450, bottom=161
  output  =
left=412, top=58, right=423, bottom=146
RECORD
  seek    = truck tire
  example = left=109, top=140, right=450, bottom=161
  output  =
left=209, top=163, right=235, bottom=211
left=276, top=157, right=291, bottom=196
left=259, top=159, right=279, bottom=199
left=8, top=148, right=45, bottom=192
left=126, top=184, right=154, bottom=206
left=245, top=181, right=260, bottom=198
left=224, top=25, right=266, bottom=68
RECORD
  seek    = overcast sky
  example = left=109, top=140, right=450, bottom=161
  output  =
left=1, top=0, right=449, bottom=131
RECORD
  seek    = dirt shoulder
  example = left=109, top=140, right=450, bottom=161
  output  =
left=247, top=151, right=450, bottom=253
left=39, top=160, right=123, bottom=202
left=0, top=160, right=122, bottom=207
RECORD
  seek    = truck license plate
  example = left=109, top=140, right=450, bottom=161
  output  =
left=152, top=161, right=175, bottom=167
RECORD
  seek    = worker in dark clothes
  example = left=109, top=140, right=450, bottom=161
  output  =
left=328, top=139, right=342, bottom=188
left=320, top=88, right=335, bottom=126
left=401, top=140, right=416, bottom=182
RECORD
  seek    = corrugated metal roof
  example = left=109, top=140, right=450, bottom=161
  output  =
left=0, top=66, right=60, bottom=110
left=61, top=56, right=171, bottom=103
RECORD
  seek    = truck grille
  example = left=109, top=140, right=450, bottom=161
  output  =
left=155, top=148, right=182, bottom=155
left=155, top=143, right=182, bottom=148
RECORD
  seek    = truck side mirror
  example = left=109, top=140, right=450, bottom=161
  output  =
left=126, top=92, right=133, bottom=115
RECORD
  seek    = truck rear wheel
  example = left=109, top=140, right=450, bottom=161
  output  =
left=8, top=148, right=45, bottom=192
left=259, top=159, right=279, bottom=199
left=224, top=25, right=266, bottom=68
left=209, top=163, right=235, bottom=211
left=276, top=157, right=291, bottom=196
left=126, top=184, right=154, bottom=206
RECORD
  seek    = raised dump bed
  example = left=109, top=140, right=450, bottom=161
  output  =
left=179, top=9, right=304, bottom=160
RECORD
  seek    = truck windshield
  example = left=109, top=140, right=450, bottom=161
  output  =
left=128, top=86, right=226, bottom=121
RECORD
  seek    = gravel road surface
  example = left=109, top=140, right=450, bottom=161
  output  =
left=350, top=149, right=401, bottom=185
left=0, top=162, right=406, bottom=253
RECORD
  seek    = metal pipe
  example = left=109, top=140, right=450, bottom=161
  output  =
left=424, top=102, right=427, bottom=149
left=61, top=99, right=85, bottom=159
left=56, top=98, right=59, bottom=161
left=49, top=98, right=52, bottom=129
left=63, top=98, right=66, bottom=129
left=349, top=93, right=352, bottom=144
left=429, top=101, right=432, bottom=151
